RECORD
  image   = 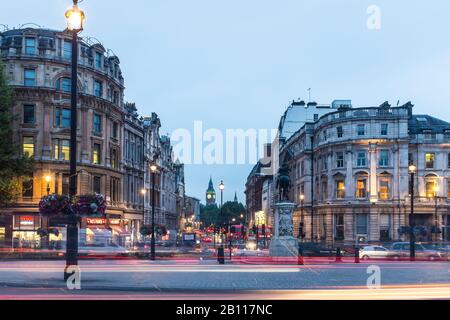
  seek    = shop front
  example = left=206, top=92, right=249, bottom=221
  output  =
left=109, top=218, right=132, bottom=248
left=0, top=215, right=12, bottom=248
left=12, top=215, right=41, bottom=249
left=81, top=217, right=112, bottom=246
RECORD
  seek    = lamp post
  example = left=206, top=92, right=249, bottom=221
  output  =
left=64, top=0, right=85, bottom=281
left=140, top=188, right=146, bottom=247
left=409, top=164, right=416, bottom=261
left=150, top=163, right=157, bottom=260
left=299, top=194, right=305, bottom=240
left=45, top=175, right=51, bottom=195
left=219, top=180, right=225, bottom=243
left=434, top=184, right=439, bottom=243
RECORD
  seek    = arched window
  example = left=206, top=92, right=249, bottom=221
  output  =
left=56, top=77, right=71, bottom=93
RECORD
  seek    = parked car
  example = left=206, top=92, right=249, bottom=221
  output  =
left=421, top=243, right=450, bottom=261
left=388, top=242, right=443, bottom=261
left=359, top=246, right=389, bottom=260
left=78, top=243, right=130, bottom=257
left=299, top=242, right=343, bottom=257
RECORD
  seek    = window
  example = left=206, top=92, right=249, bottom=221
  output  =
left=95, top=52, right=102, bottom=69
left=379, top=150, right=390, bottom=167
left=426, top=181, right=437, bottom=198
left=314, top=114, right=319, bottom=121
left=336, top=152, right=344, bottom=168
left=25, top=37, right=36, bottom=55
left=334, top=215, right=344, bottom=241
left=356, top=214, right=368, bottom=235
left=111, top=148, right=118, bottom=169
left=56, top=78, right=71, bottom=92
left=337, top=126, right=343, bottom=138
left=381, top=123, right=388, bottom=136
left=92, top=143, right=101, bottom=164
left=23, top=105, right=35, bottom=124
left=336, top=180, right=345, bottom=199
left=356, top=151, right=366, bottom=167
left=321, top=181, right=328, bottom=200
left=356, top=179, right=367, bottom=198
left=24, top=69, right=36, bottom=86
left=113, top=91, right=119, bottom=104
left=22, top=174, right=33, bottom=198
left=357, top=124, right=365, bottom=136
left=23, top=137, right=34, bottom=157
left=63, top=41, right=72, bottom=59
left=93, top=114, right=102, bottom=134
left=322, top=156, right=327, bottom=170
left=94, top=80, right=102, bottom=97
left=112, top=122, right=119, bottom=139
left=110, top=177, right=120, bottom=202
left=448, top=181, right=450, bottom=199
left=380, top=214, right=391, bottom=241
left=379, top=178, right=390, bottom=200
left=61, top=140, right=70, bottom=161
left=93, top=176, right=101, bottom=194
left=54, top=107, right=71, bottom=128
left=448, top=154, right=450, bottom=169
left=62, top=174, right=70, bottom=195
left=53, top=141, right=59, bottom=160
left=426, top=153, right=435, bottom=169
left=408, top=153, right=414, bottom=166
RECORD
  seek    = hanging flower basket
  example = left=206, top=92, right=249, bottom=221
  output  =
left=140, top=226, right=152, bottom=236
left=39, top=194, right=71, bottom=216
left=72, top=194, right=107, bottom=216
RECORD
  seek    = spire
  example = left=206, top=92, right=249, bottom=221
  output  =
left=234, top=192, right=238, bottom=202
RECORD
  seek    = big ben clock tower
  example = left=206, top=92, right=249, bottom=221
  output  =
left=205, top=177, right=216, bottom=205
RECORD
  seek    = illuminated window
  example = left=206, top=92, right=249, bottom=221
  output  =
left=61, top=140, right=70, bottom=161
left=23, top=137, right=34, bottom=158
left=336, top=180, right=345, bottom=199
left=92, top=143, right=101, bottom=164
left=356, top=179, right=367, bottom=198
left=426, top=153, right=435, bottom=169
left=426, top=181, right=437, bottom=198
left=53, top=141, right=59, bottom=160
left=379, top=178, right=390, bottom=200
left=447, top=181, right=450, bottom=199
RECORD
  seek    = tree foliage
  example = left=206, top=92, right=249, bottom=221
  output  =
left=0, top=61, right=34, bottom=207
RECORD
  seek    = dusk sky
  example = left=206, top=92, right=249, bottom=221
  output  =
left=3, top=0, right=450, bottom=204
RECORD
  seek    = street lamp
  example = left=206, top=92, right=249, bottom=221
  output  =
left=409, top=164, right=416, bottom=261
left=219, top=181, right=225, bottom=243
left=64, top=0, right=85, bottom=281
left=299, top=194, right=305, bottom=240
left=434, top=184, right=439, bottom=243
left=45, top=175, right=52, bottom=195
left=150, top=163, right=158, bottom=261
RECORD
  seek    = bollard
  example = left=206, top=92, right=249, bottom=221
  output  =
left=355, top=247, right=360, bottom=263
left=298, top=246, right=304, bottom=265
left=335, top=247, right=342, bottom=262
left=217, top=246, right=225, bottom=265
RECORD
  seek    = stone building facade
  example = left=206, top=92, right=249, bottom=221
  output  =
left=278, top=101, right=450, bottom=246
left=0, top=27, right=186, bottom=248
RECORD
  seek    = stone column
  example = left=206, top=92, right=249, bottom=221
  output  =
left=269, top=202, right=298, bottom=261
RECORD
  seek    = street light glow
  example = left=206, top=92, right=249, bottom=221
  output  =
left=65, top=4, right=85, bottom=32
left=141, top=188, right=146, bottom=195
left=150, top=164, right=157, bottom=172
left=45, top=175, right=51, bottom=183
left=409, top=164, right=417, bottom=173
left=219, top=180, right=225, bottom=190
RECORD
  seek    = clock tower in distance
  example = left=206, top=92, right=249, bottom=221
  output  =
left=206, top=177, right=216, bottom=205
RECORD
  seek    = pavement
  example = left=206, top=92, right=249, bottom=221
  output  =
left=0, top=259, right=450, bottom=299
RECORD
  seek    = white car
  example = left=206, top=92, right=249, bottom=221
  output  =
left=359, top=246, right=389, bottom=260
left=78, top=244, right=130, bottom=256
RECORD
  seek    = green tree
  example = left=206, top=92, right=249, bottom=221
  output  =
left=199, top=204, right=219, bottom=227
left=0, top=61, right=34, bottom=207
left=218, top=201, right=246, bottom=226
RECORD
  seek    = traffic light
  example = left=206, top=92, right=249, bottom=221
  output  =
left=252, top=225, right=257, bottom=234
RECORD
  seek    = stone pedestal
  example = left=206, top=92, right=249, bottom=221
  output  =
left=269, top=202, right=298, bottom=262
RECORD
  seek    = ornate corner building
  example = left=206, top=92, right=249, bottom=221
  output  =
left=0, top=27, right=185, bottom=249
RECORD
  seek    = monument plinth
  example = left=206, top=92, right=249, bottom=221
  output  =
left=269, top=201, right=298, bottom=262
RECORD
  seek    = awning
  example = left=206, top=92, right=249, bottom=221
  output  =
left=110, top=226, right=131, bottom=235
